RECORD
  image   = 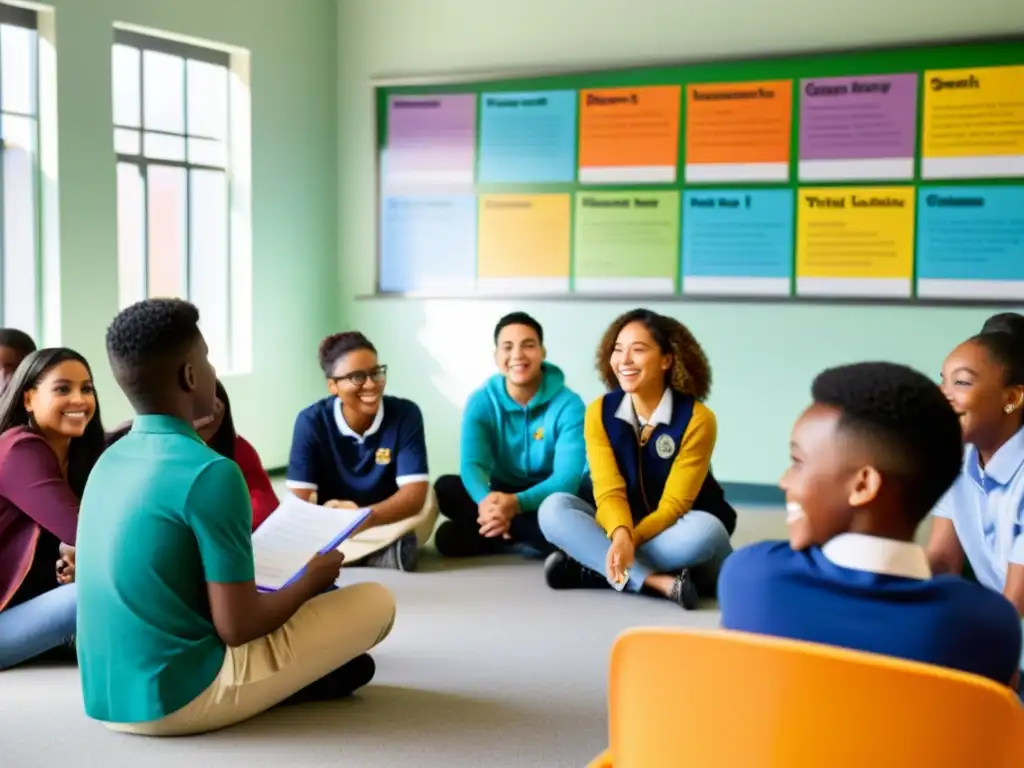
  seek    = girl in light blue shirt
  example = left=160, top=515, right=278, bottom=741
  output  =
left=930, top=316, right=1024, bottom=623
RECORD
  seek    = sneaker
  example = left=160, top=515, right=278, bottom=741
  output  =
left=669, top=569, right=700, bottom=610
left=280, top=654, right=376, bottom=706
left=434, top=520, right=504, bottom=557
left=364, top=532, right=419, bottom=572
left=543, top=550, right=611, bottom=590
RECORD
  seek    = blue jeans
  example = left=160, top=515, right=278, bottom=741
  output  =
left=0, top=584, right=77, bottom=670
left=538, top=492, right=733, bottom=593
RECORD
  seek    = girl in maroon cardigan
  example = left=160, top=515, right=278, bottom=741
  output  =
left=107, top=379, right=278, bottom=529
left=0, top=348, right=106, bottom=669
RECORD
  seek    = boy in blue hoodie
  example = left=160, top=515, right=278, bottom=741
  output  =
left=433, top=313, right=586, bottom=558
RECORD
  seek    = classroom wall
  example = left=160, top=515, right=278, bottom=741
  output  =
left=47, top=0, right=337, bottom=468
left=336, top=0, right=1024, bottom=487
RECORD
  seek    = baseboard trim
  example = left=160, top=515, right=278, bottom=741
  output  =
left=720, top=482, right=784, bottom=506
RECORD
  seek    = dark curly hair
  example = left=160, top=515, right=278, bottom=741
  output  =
left=0, top=347, right=106, bottom=498
left=319, top=331, right=376, bottom=377
left=106, top=298, right=203, bottom=407
left=595, top=309, right=711, bottom=400
left=811, top=361, right=962, bottom=522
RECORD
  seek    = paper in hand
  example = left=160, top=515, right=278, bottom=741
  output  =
left=252, top=493, right=370, bottom=591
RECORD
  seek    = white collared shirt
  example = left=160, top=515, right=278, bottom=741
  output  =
left=821, top=533, right=932, bottom=580
left=614, top=388, right=673, bottom=432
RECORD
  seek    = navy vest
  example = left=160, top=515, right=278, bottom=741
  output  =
left=598, top=389, right=736, bottom=535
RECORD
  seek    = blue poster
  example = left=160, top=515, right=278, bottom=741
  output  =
left=478, top=90, right=577, bottom=184
left=681, top=189, right=794, bottom=294
left=917, top=186, right=1024, bottom=282
left=379, top=195, right=477, bottom=293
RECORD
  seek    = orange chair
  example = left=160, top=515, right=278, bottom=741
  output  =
left=589, top=627, right=1024, bottom=768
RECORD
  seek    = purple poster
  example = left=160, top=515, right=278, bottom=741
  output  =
left=384, top=94, right=477, bottom=190
left=798, top=73, right=918, bottom=181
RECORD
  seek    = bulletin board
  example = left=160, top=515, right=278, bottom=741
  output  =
left=373, top=37, right=1024, bottom=303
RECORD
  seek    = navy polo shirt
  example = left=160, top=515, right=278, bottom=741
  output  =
left=286, top=395, right=429, bottom=507
left=719, top=536, right=1022, bottom=686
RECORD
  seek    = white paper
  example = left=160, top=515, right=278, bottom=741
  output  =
left=252, top=494, right=370, bottom=591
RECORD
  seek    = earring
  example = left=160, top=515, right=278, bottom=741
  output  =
left=1006, top=405, right=1015, bottom=414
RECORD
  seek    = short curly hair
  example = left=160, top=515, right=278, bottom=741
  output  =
left=595, top=309, right=711, bottom=400
left=106, top=298, right=202, bottom=404
left=319, top=331, right=376, bottom=377
left=811, top=361, right=962, bottom=522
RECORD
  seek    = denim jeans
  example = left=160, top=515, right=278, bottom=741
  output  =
left=538, top=492, right=733, bottom=593
left=0, top=583, right=77, bottom=670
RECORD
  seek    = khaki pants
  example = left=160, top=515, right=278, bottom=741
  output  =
left=105, top=581, right=396, bottom=736
left=338, top=489, right=439, bottom=564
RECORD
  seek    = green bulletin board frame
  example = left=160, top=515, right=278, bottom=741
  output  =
left=372, top=36, right=1024, bottom=305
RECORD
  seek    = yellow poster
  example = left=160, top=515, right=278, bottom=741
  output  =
left=922, top=65, right=1024, bottom=178
left=477, top=194, right=571, bottom=284
left=796, top=187, right=915, bottom=287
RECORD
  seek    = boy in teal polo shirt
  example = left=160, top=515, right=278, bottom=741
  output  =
left=75, top=299, right=396, bottom=736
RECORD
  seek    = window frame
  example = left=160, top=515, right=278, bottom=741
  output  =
left=113, top=28, right=237, bottom=369
left=0, top=2, right=41, bottom=337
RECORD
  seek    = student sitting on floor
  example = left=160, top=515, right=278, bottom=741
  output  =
left=433, top=312, right=585, bottom=558
left=0, top=348, right=105, bottom=670
left=538, top=309, right=736, bottom=609
left=928, top=319, right=1024, bottom=665
left=719, top=362, right=1021, bottom=688
left=0, top=327, right=36, bottom=396
left=107, top=379, right=278, bottom=531
left=287, top=331, right=436, bottom=572
left=75, top=299, right=395, bottom=736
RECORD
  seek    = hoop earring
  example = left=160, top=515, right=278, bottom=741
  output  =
left=25, top=411, right=36, bottom=429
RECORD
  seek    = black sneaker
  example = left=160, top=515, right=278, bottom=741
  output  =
left=543, top=550, right=611, bottom=590
left=434, top=520, right=504, bottom=557
left=669, top=569, right=700, bottom=610
left=279, top=654, right=376, bottom=706
left=364, top=532, right=418, bottom=572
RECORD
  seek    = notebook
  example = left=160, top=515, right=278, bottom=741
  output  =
left=252, top=493, right=372, bottom=592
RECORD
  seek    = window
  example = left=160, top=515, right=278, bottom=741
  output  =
left=112, top=28, right=251, bottom=373
left=0, top=4, right=42, bottom=336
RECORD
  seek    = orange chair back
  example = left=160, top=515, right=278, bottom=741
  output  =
left=598, top=627, right=1023, bottom=768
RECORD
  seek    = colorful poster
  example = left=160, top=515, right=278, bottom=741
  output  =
left=478, top=91, right=577, bottom=184
left=681, top=190, right=794, bottom=296
left=795, top=186, right=915, bottom=297
left=578, top=86, right=681, bottom=184
left=921, top=65, right=1024, bottom=179
left=798, top=74, right=918, bottom=181
left=916, top=186, right=1024, bottom=299
left=379, top=195, right=477, bottom=293
left=684, top=80, right=792, bottom=183
left=573, top=191, right=679, bottom=293
left=477, top=194, right=571, bottom=293
left=383, top=95, right=477, bottom=190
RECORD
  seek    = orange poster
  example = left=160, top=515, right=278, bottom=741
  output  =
left=477, top=194, right=571, bottom=292
left=578, top=86, right=681, bottom=184
left=685, top=80, right=793, bottom=183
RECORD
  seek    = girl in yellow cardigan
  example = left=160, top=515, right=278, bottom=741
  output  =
left=538, top=309, right=736, bottom=609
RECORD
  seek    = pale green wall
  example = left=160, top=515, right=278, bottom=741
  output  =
left=336, top=0, right=1024, bottom=486
left=47, top=0, right=337, bottom=468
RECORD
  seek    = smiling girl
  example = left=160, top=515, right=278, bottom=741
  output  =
left=0, top=348, right=106, bottom=669
left=538, top=309, right=736, bottom=609
left=929, top=319, right=1024, bottom=622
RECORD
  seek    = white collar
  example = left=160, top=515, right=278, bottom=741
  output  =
left=614, top=388, right=673, bottom=430
left=333, top=397, right=384, bottom=444
left=821, top=533, right=931, bottom=580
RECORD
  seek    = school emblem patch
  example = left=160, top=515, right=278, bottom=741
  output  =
left=655, top=434, right=676, bottom=459
left=533, top=427, right=544, bottom=441
left=375, top=448, right=392, bottom=465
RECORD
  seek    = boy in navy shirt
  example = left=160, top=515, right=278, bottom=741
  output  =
left=719, top=362, right=1022, bottom=688
left=287, top=332, right=436, bottom=572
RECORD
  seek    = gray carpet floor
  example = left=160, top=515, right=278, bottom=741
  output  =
left=1, top=509, right=793, bottom=767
